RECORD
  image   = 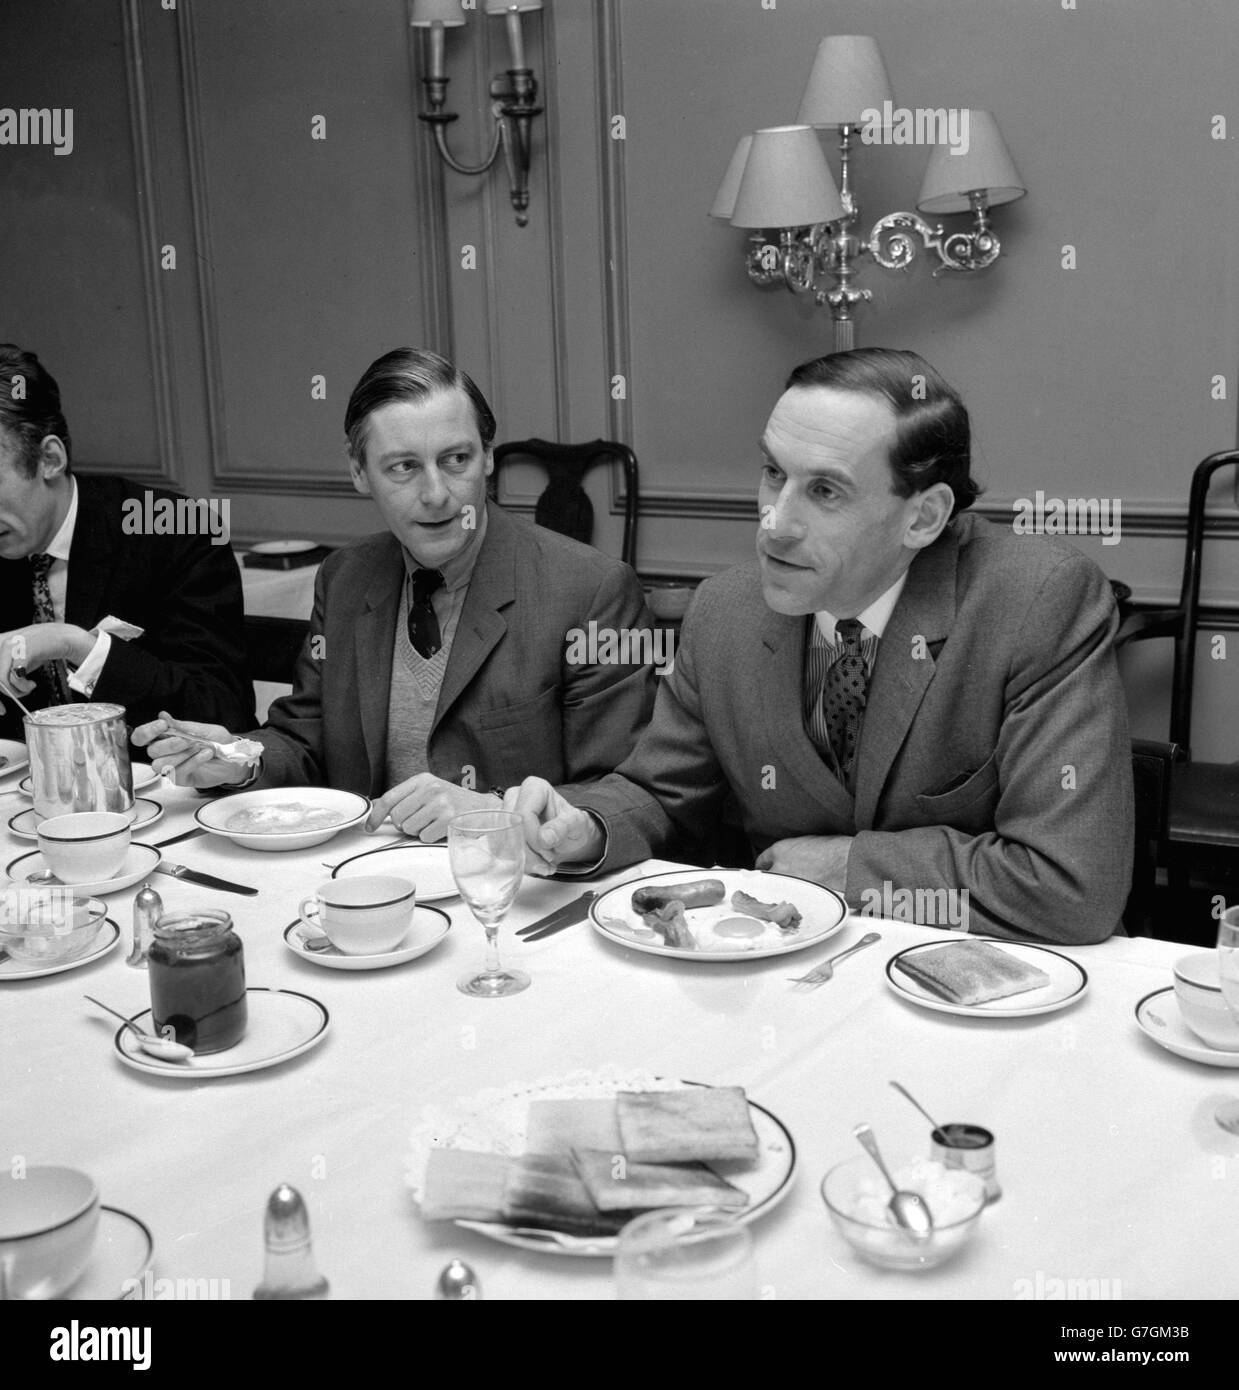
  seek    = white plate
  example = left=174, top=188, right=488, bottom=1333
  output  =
left=589, top=868, right=848, bottom=961
left=5, top=844, right=162, bottom=896
left=8, top=796, right=163, bottom=841
left=409, top=1072, right=797, bottom=1258
left=250, top=539, right=319, bottom=555
left=884, top=938, right=1090, bottom=1017
left=17, top=762, right=159, bottom=799
left=113, top=987, right=329, bottom=1077
left=331, top=842, right=458, bottom=902
left=282, top=904, right=452, bottom=970
left=0, top=917, right=120, bottom=980
left=1135, top=986, right=1239, bottom=1067
left=0, top=739, right=29, bottom=778
left=195, top=787, right=370, bottom=851
left=63, top=1206, right=155, bottom=1300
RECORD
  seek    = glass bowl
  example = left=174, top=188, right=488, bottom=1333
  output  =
left=0, top=890, right=107, bottom=963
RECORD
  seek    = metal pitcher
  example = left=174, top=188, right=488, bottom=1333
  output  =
left=24, top=703, right=134, bottom=823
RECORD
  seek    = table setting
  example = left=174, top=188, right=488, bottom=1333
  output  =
left=2, top=705, right=1238, bottom=1301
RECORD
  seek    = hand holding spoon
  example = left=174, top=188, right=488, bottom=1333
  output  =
left=853, top=1122, right=933, bottom=1239
left=84, top=994, right=194, bottom=1062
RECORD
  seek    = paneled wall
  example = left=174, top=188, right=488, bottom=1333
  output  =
left=3, top=0, right=1238, bottom=755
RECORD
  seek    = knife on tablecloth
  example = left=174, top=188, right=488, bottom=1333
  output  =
left=153, top=862, right=258, bottom=896
left=516, top=890, right=597, bottom=941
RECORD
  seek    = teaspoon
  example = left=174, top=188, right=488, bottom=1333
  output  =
left=84, top=994, right=195, bottom=1062
left=853, top=1122, right=933, bottom=1239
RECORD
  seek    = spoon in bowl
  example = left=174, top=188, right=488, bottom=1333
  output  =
left=84, top=994, right=195, bottom=1062
left=853, top=1122, right=933, bottom=1239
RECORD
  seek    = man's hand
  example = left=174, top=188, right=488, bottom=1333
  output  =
left=755, top=835, right=852, bottom=892
left=503, top=776, right=605, bottom=875
left=0, top=624, right=96, bottom=693
left=366, top=774, right=500, bottom=840
left=132, top=711, right=252, bottom=788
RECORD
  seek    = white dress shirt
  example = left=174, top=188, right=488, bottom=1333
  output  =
left=38, top=478, right=113, bottom=695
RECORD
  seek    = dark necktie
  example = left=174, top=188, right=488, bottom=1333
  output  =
left=822, top=617, right=868, bottom=788
left=28, top=553, right=72, bottom=705
left=408, top=568, right=445, bottom=659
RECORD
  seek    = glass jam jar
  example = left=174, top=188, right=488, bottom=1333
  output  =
left=149, top=910, right=247, bottom=1054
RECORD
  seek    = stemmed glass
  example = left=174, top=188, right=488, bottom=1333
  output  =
left=1216, top=906, right=1239, bottom=1132
left=448, top=810, right=529, bottom=999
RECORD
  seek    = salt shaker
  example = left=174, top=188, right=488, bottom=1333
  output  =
left=126, top=881, right=162, bottom=968
left=253, top=1184, right=329, bottom=1300
left=436, top=1258, right=480, bottom=1300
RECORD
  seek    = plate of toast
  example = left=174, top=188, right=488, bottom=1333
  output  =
left=409, top=1072, right=796, bottom=1255
left=884, top=938, right=1089, bottom=1017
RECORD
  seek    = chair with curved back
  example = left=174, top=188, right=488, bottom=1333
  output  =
left=490, top=438, right=639, bottom=569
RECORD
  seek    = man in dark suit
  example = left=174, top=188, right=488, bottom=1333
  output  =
left=506, top=349, right=1134, bottom=945
left=135, top=348, right=656, bottom=839
left=0, top=344, right=253, bottom=738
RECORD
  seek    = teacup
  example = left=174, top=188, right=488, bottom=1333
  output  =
left=1174, top=951, right=1239, bottom=1052
left=0, top=1165, right=100, bottom=1299
left=36, top=812, right=131, bottom=883
left=299, top=875, right=416, bottom=955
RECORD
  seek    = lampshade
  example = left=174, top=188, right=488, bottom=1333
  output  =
left=917, top=110, right=1026, bottom=214
left=410, top=0, right=467, bottom=25
left=795, top=35, right=894, bottom=128
left=484, top=0, right=542, bottom=12
left=709, top=134, right=754, bottom=221
left=729, top=126, right=845, bottom=229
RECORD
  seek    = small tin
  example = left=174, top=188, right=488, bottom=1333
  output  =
left=931, top=1123, right=1000, bottom=1203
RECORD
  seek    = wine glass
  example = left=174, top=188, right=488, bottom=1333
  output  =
left=1216, top=906, right=1239, bottom=1133
left=448, top=810, right=529, bottom=998
left=614, top=1208, right=758, bottom=1300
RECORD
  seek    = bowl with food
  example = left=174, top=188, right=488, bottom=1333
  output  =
left=820, top=1155, right=985, bottom=1271
left=194, top=787, right=370, bottom=851
left=0, top=889, right=108, bottom=964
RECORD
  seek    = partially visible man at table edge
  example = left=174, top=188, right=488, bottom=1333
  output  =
left=504, top=347, right=1134, bottom=945
left=0, top=343, right=253, bottom=737
left=134, top=347, right=657, bottom=839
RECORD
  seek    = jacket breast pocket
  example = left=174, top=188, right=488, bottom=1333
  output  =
left=914, top=756, right=1001, bottom=828
left=470, top=684, right=559, bottom=734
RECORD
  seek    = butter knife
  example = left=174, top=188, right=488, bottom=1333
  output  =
left=517, top=890, right=597, bottom=940
left=153, top=863, right=258, bottom=896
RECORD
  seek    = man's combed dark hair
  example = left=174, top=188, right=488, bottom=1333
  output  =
left=785, top=347, right=980, bottom=517
left=0, top=344, right=72, bottom=477
left=344, top=347, right=496, bottom=462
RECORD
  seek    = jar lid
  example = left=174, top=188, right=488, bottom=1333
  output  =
left=153, top=909, right=234, bottom=942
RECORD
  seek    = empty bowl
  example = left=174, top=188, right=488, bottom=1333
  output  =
left=1174, top=952, right=1239, bottom=1051
left=36, top=812, right=131, bottom=883
left=820, top=1155, right=985, bottom=1270
left=0, top=889, right=107, bottom=963
left=0, top=1166, right=100, bottom=1298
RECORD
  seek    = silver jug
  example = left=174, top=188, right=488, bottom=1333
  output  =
left=24, top=703, right=135, bottom=823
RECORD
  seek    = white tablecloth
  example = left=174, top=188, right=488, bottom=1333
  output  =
left=3, top=782, right=1235, bottom=1301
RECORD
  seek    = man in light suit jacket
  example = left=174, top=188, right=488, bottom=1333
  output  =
left=136, top=348, right=656, bottom=838
left=507, top=349, right=1133, bottom=944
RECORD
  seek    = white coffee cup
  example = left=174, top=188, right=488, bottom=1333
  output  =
left=37, top=811, right=131, bottom=883
left=0, top=1166, right=100, bottom=1298
left=1174, top=950, right=1239, bottom=1052
left=299, top=875, right=416, bottom=955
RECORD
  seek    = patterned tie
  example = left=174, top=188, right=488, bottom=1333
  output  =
left=822, top=617, right=868, bottom=788
left=28, top=553, right=71, bottom=705
left=407, top=568, right=445, bottom=659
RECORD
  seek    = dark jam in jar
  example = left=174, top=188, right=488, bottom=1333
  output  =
left=149, top=910, right=247, bottom=1054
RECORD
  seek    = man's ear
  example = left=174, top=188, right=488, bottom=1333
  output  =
left=348, top=451, right=371, bottom=497
left=904, top=481, right=954, bottom=550
left=483, top=446, right=494, bottom=479
left=37, top=436, right=69, bottom=483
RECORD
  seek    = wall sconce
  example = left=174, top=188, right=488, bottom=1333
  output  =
left=409, top=0, right=544, bottom=227
left=710, top=35, right=1026, bottom=350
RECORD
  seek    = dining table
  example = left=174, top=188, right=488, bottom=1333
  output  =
left=3, top=770, right=1236, bottom=1305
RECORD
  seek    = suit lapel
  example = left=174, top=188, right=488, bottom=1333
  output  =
left=852, top=529, right=959, bottom=828
left=431, top=504, right=512, bottom=735
left=760, top=604, right=857, bottom=824
left=355, top=542, right=402, bottom=787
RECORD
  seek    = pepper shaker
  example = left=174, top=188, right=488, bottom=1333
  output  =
left=253, top=1184, right=329, bottom=1300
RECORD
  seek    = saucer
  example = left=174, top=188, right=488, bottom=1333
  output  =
left=282, top=904, right=452, bottom=970
left=63, top=1206, right=155, bottom=1299
left=113, top=987, right=329, bottom=1077
left=18, top=762, right=159, bottom=798
left=1135, top=987, right=1239, bottom=1067
left=330, top=843, right=458, bottom=901
left=5, top=844, right=162, bottom=896
left=0, top=918, right=120, bottom=980
left=0, top=739, right=29, bottom=779
left=8, top=797, right=164, bottom=841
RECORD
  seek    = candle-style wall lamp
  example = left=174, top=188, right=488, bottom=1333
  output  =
left=409, top=0, right=544, bottom=227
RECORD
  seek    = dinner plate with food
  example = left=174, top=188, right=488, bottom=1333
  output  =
left=408, top=1070, right=796, bottom=1256
left=884, top=938, right=1089, bottom=1017
left=194, top=787, right=370, bottom=850
left=589, top=868, right=847, bottom=961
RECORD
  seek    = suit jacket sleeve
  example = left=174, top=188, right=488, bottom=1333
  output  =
left=846, top=551, right=1133, bottom=944
left=90, top=531, right=254, bottom=731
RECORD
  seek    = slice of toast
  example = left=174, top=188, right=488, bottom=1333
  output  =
left=419, top=1147, right=510, bottom=1221
left=894, top=939, right=1051, bottom=1005
left=616, top=1087, right=759, bottom=1163
left=501, top=1153, right=629, bottom=1234
left=570, top=1147, right=749, bottom=1212
left=525, top=1097, right=623, bottom=1156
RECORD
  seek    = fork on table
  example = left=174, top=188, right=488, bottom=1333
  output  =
left=788, top=931, right=881, bottom=990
